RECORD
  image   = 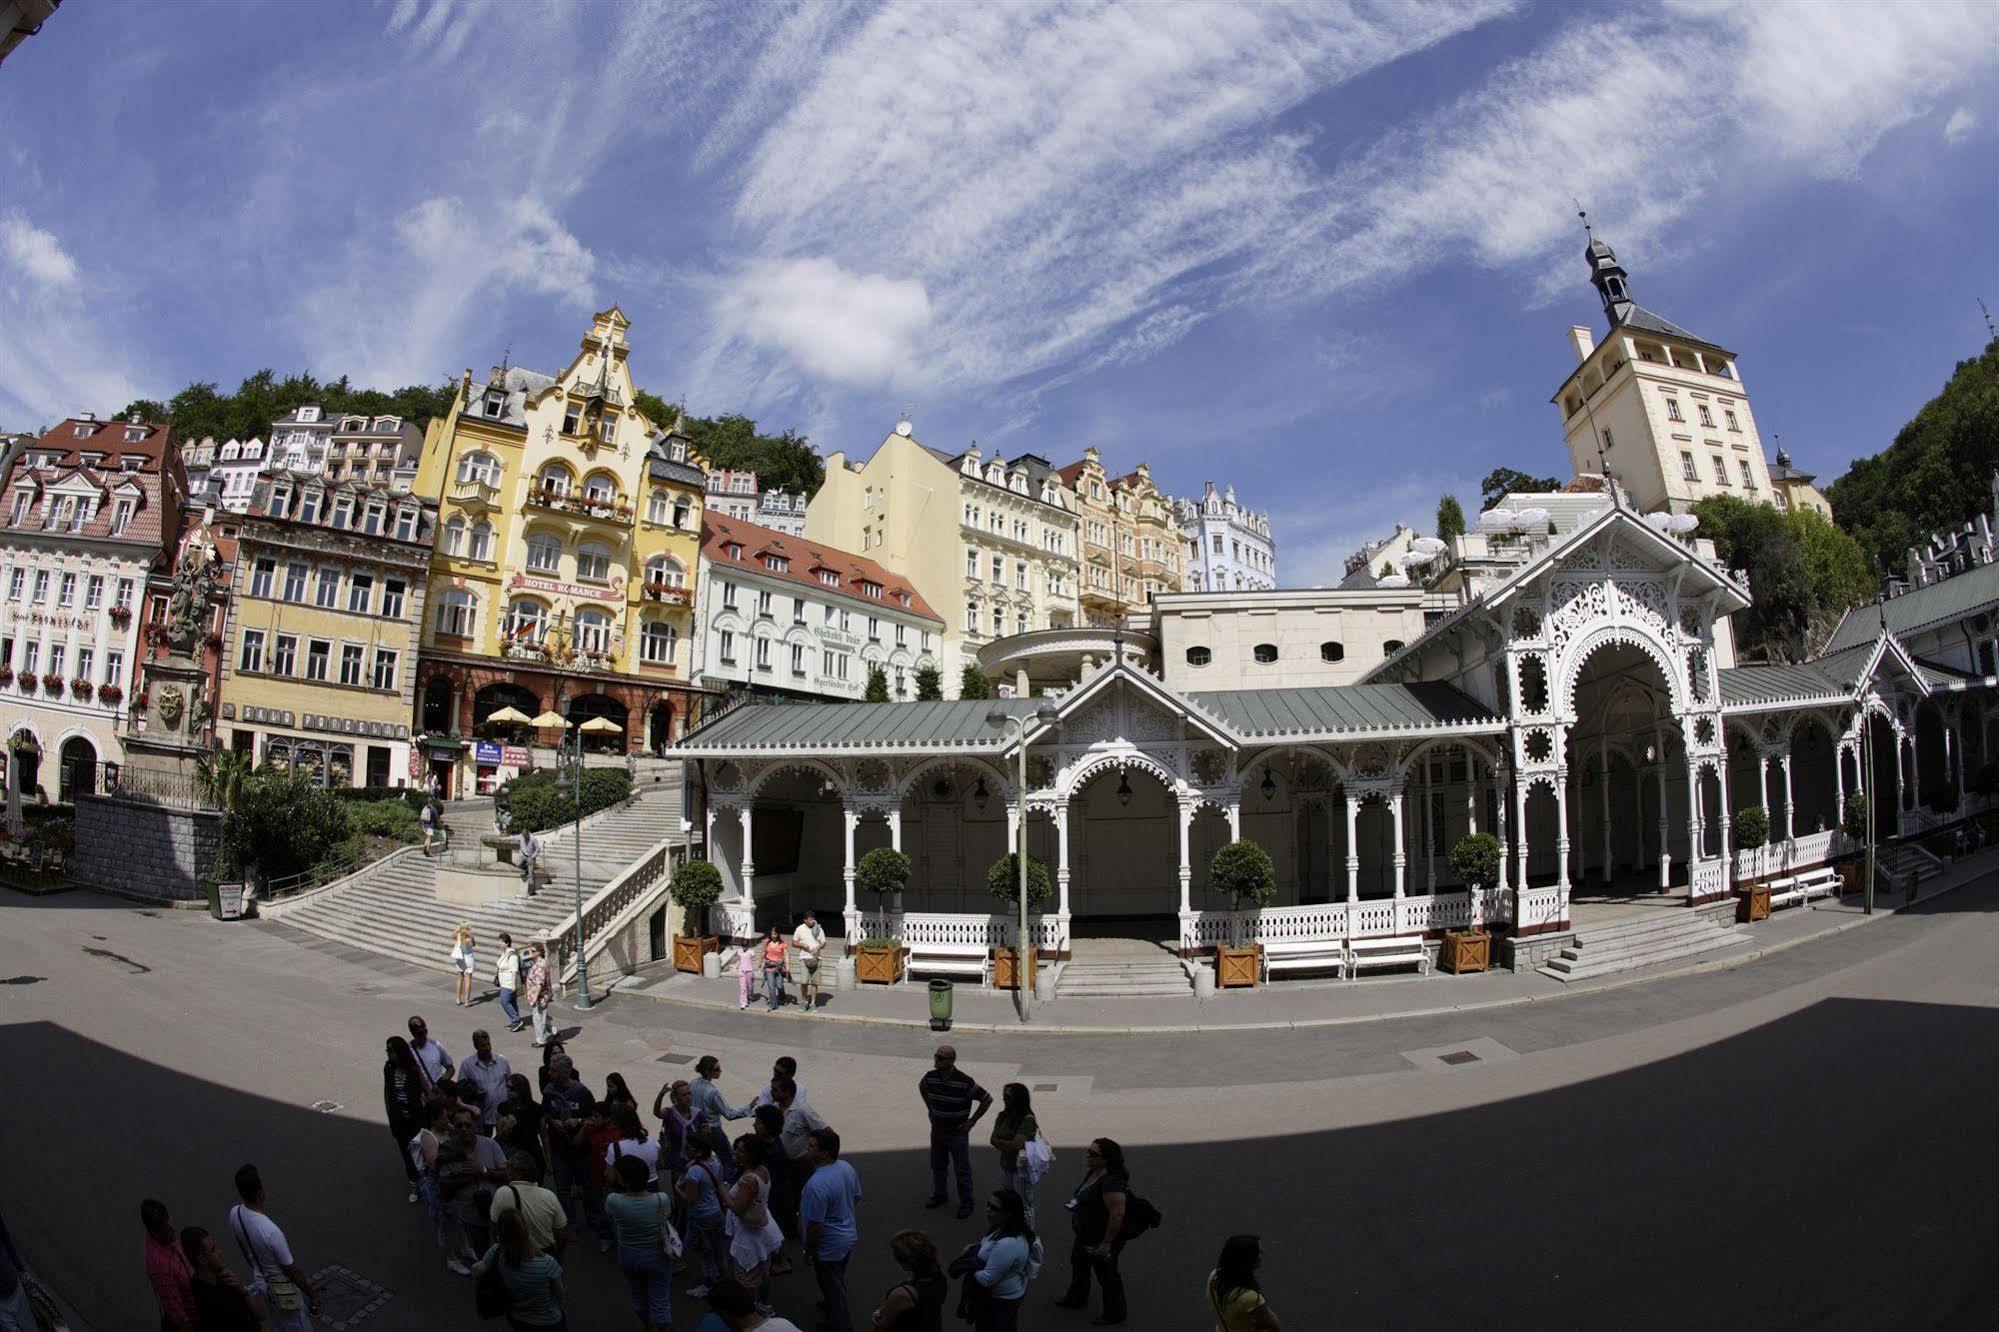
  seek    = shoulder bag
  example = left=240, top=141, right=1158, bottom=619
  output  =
left=229, top=1207, right=303, bottom=1314
left=473, top=1186, right=519, bottom=1318
left=654, top=1194, right=685, bottom=1259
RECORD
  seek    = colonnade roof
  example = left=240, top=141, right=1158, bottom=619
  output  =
left=1823, top=558, right=1999, bottom=653
left=1187, top=682, right=1499, bottom=739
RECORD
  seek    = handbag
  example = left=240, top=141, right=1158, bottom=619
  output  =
left=474, top=1186, right=521, bottom=1318
left=655, top=1195, right=685, bottom=1260
left=1022, top=1134, right=1055, bottom=1185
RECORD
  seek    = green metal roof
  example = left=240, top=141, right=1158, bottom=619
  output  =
left=1186, top=683, right=1501, bottom=739
left=678, top=698, right=1041, bottom=754
left=1717, top=663, right=1847, bottom=707
left=1823, top=561, right=1999, bottom=653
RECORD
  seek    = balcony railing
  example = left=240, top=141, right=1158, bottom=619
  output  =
left=525, top=486, right=633, bottom=525
left=641, top=582, right=693, bottom=606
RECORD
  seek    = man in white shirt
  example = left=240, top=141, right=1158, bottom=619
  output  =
left=790, top=912, right=827, bottom=1014
left=753, top=1055, right=808, bottom=1112
left=460, top=1029, right=511, bottom=1133
left=494, top=935, right=524, bottom=1032
left=488, top=1173, right=573, bottom=1257
left=406, top=1014, right=452, bottom=1085
left=227, top=1164, right=318, bottom=1329
left=771, top=1077, right=826, bottom=1171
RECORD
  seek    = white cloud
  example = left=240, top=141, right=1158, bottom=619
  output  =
left=0, top=213, right=78, bottom=289
left=717, top=257, right=931, bottom=386
left=1945, top=106, right=1978, bottom=145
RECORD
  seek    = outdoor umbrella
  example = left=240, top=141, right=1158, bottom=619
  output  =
left=577, top=716, right=623, bottom=734
left=483, top=705, right=532, bottom=725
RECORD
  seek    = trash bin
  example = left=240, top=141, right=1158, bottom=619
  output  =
left=928, top=978, right=954, bottom=1031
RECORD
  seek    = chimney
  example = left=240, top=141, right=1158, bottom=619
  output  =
left=1568, top=325, right=1596, bottom=364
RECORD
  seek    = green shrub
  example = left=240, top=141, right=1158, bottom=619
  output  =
left=1448, top=832, right=1503, bottom=890
left=986, top=852, right=1052, bottom=909
left=346, top=799, right=420, bottom=843
left=1733, top=805, right=1769, bottom=851
left=856, top=846, right=910, bottom=939
left=335, top=786, right=430, bottom=814
left=221, top=768, right=351, bottom=882
left=1841, top=792, right=1868, bottom=841
left=497, top=766, right=633, bottom=833
left=1208, top=839, right=1275, bottom=946
left=669, top=859, right=723, bottom=937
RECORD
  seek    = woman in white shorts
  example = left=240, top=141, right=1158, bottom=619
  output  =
left=450, top=923, right=476, bottom=1006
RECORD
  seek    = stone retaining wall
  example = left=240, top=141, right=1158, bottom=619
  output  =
left=72, top=795, right=220, bottom=902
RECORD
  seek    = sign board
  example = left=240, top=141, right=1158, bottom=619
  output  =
left=502, top=745, right=531, bottom=767
left=217, top=883, right=247, bottom=920
left=474, top=741, right=503, bottom=764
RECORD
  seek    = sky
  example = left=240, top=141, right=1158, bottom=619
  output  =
left=1, top=0, right=1995, bottom=584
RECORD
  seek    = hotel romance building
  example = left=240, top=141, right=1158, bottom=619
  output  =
left=670, top=237, right=1985, bottom=979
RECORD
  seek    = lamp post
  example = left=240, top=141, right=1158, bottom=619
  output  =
left=535, top=707, right=595, bottom=1009
left=986, top=702, right=1062, bottom=1023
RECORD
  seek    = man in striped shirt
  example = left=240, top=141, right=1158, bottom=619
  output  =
left=917, top=1045, right=993, bottom=1219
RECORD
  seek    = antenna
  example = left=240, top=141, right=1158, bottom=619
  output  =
left=1574, top=199, right=1591, bottom=239
left=1981, top=298, right=1997, bottom=341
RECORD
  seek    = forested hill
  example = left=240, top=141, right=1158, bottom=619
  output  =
left=1829, top=336, right=1999, bottom=573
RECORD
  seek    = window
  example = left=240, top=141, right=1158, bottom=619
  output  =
left=573, top=609, right=612, bottom=654
left=467, top=523, right=493, bottom=561
left=77, top=648, right=92, bottom=683
left=456, top=452, right=499, bottom=486
left=84, top=575, right=103, bottom=610
left=719, top=630, right=736, bottom=663
left=505, top=599, right=547, bottom=644
left=991, top=607, right=1003, bottom=636
left=790, top=643, right=805, bottom=675
left=31, top=570, right=47, bottom=603
left=640, top=620, right=677, bottom=665
left=381, top=579, right=406, bottom=619
left=282, top=563, right=307, bottom=602
left=371, top=648, right=398, bottom=691
left=1253, top=643, right=1278, bottom=664
left=673, top=499, right=691, bottom=529
left=334, top=643, right=362, bottom=686
left=576, top=543, right=611, bottom=583
left=645, top=555, right=686, bottom=590
left=1711, top=455, right=1729, bottom=485
left=47, top=645, right=62, bottom=679
left=104, top=649, right=121, bottom=687
left=582, top=474, right=614, bottom=505
left=304, top=639, right=330, bottom=681
left=1016, top=562, right=1028, bottom=590
left=793, top=597, right=806, bottom=625
left=4, top=570, right=17, bottom=601
left=6, top=494, right=27, bottom=526
left=762, top=554, right=789, bottom=573
left=110, top=499, right=133, bottom=535
left=818, top=570, right=837, bottom=588
left=895, top=622, right=907, bottom=647
left=991, top=554, right=1004, bottom=582
left=755, top=589, right=773, bottom=618
left=966, top=549, right=979, bottom=580
left=1212, top=534, right=1223, bottom=554
left=563, top=403, right=583, bottom=436
left=271, top=634, right=297, bottom=675
left=331, top=496, right=352, bottom=529
left=116, top=578, right=134, bottom=608
left=526, top=534, right=562, bottom=573
left=1724, top=409, right=1740, bottom=431
left=240, top=630, right=265, bottom=673
left=536, top=462, right=572, bottom=497
left=315, top=567, right=341, bottom=609
left=1696, top=403, right=1714, bottom=428
left=755, top=637, right=772, bottom=671
left=20, top=643, right=34, bottom=674
left=436, top=588, right=476, bottom=638
left=1739, top=459, right=1755, bottom=490
left=441, top=517, right=465, bottom=556
left=1680, top=451, right=1698, bottom=482
left=57, top=573, right=74, bottom=607
left=346, top=573, right=374, bottom=614
left=1383, top=639, right=1405, bottom=655
left=965, top=599, right=978, bottom=628
left=647, top=490, right=669, bottom=524
left=394, top=508, right=417, bottom=542
left=1664, top=397, right=1683, bottom=423
left=866, top=616, right=879, bottom=642
left=1016, top=611, right=1029, bottom=635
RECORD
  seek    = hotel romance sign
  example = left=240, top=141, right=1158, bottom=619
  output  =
left=507, top=570, right=626, bottom=603
left=225, top=703, right=408, bottom=741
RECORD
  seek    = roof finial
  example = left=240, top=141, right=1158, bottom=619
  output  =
left=500, top=343, right=511, bottom=374
left=1575, top=198, right=1591, bottom=239
left=1981, top=297, right=1997, bottom=342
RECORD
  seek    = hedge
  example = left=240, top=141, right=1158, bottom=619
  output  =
left=498, top=767, right=634, bottom=834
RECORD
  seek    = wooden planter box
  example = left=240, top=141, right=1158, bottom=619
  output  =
left=1215, top=943, right=1262, bottom=988
left=1439, top=929, right=1491, bottom=975
left=1736, top=884, right=1771, bottom=923
left=855, top=944, right=905, bottom=986
left=672, top=934, right=717, bottom=974
left=1835, top=861, right=1865, bottom=897
left=992, top=946, right=1037, bottom=991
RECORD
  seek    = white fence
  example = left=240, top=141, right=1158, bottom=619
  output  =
left=1691, top=857, right=1728, bottom=898
left=889, top=911, right=1069, bottom=951
left=1735, top=829, right=1844, bottom=881
left=1177, top=891, right=1487, bottom=951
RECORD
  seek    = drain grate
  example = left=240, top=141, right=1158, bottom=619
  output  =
left=1437, top=1050, right=1481, bottom=1066
left=1033, top=1083, right=1058, bottom=1092
left=655, top=1051, right=695, bottom=1064
left=310, top=1099, right=345, bottom=1113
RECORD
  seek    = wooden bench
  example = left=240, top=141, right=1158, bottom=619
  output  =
left=1768, top=866, right=1841, bottom=911
left=1345, top=935, right=1430, bottom=980
left=904, top=941, right=991, bottom=985
left=1260, top=939, right=1346, bottom=980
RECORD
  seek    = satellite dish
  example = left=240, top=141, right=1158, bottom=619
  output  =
left=1478, top=507, right=1516, bottom=530
left=894, top=421, right=913, bottom=437
left=1513, top=506, right=1550, bottom=530
left=1378, top=573, right=1411, bottom=589
left=1411, top=536, right=1447, bottom=556
left=1668, top=513, right=1700, bottom=534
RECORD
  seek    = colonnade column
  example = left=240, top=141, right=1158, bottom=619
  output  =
left=1226, top=799, right=1241, bottom=842
left=1656, top=759, right=1671, bottom=889
left=841, top=804, right=860, bottom=944
left=1176, top=797, right=1194, bottom=917
left=1686, top=761, right=1704, bottom=863
left=1494, top=777, right=1509, bottom=895
left=1894, top=734, right=1908, bottom=814
left=1779, top=749, right=1795, bottom=843
left=1054, top=801, right=1071, bottom=921
left=1834, top=743, right=1848, bottom=827
left=1389, top=787, right=1406, bottom=899
left=1344, top=793, right=1360, bottom=903
left=887, top=807, right=902, bottom=852
left=1600, top=743, right=1614, bottom=884
left=1512, top=774, right=1529, bottom=892
left=1554, top=774, right=1571, bottom=897
left=1465, top=761, right=1479, bottom=835
left=737, top=805, right=755, bottom=927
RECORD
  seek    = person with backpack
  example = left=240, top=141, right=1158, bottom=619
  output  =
left=1054, top=1138, right=1132, bottom=1325
left=1205, top=1234, right=1280, bottom=1331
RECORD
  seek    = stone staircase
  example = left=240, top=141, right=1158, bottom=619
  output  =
left=264, top=793, right=681, bottom=977
left=1056, top=938, right=1191, bottom=998
left=1541, top=908, right=1749, bottom=984
left=1876, top=842, right=1941, bottom=888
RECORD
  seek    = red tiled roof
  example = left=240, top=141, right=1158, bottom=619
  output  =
left=1054, top=460, right=1089, bottom=486
left=0, top=417, right=180, bottom=553
left=699, top=512, right=942, bottom=622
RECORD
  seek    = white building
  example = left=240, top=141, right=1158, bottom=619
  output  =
left=270, top=405, right=335, bottom=474
left=187, top=437, right=268, bottom=513
left=704, top=468, right=809, bottom=536
left=323, top=413, right=422, bottom=491
left=1174, top=481, right=1276, bottom=593
left=757, top=488, right=807, bottom=536
left=696, top=511, right=943, bottom=703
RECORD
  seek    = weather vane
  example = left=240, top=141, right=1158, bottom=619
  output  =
left=1574, top=198, right=1591, bottom=239
left=1981, top=298, right=1997, bottom=341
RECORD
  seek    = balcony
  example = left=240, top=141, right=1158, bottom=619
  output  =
left=450, top=478, right=501, bottom=512
left=524, top=485, right=634, bottom=526
left=641, top=582, right=693, bottom=606
left=976, top=624, right=1158, bottom=693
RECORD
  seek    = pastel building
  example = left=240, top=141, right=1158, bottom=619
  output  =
left=1174, top=482, right=1276, bottom=593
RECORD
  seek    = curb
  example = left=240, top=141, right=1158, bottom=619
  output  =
left=610, top=868, right=1987, bottom=1037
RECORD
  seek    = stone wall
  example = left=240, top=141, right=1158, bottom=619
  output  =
left=72, top=795, right=221, bottom=902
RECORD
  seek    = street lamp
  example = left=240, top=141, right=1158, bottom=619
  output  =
left=986, top=701, right=1062, bottom=1023
left=533, top=708, right=595, bottom=1009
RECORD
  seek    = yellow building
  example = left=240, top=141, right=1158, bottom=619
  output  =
left=1055, top=447, right=1184, bottom=624
left=216, top=471, right=436, bottom=787
left=410, top=308, right=710, bottom=795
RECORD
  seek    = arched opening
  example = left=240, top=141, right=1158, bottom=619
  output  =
left=421, top=676, right=455, bottom=733
left=473, top=681, right=539, bottom=734
left=566, top=691, right=628, bottom=752
left=1866, top=712, right=1899, bottom=841
left=647, top=700, right=675, bottom=752
left=10, top=732, right=42, bottom=800
left=1790, top=718, right=1839, bottom=835
left=1914, top=700, right=1951, bottom=811
left=1695, top=765, right=1726, bottom=859
left=1071, top=761, right=1176, bottom=930
left=895, top=762, right=1014, bottom=917
left=58, top=736, right=95, bottom=804
left=1564, top=638, right=1684, bottom=896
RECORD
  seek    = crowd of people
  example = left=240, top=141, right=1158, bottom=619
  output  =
left=137, top=1013, right=1284, bottom=1332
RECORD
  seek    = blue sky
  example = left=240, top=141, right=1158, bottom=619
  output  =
left=1, top=0, right=1994, bottom=582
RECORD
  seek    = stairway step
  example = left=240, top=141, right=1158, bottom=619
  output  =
left=1573, top=913, right=1719, bottom=947
left=1545, top=930, right=1743, bottom=981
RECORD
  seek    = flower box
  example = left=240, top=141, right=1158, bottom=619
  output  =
left=672, top=933, right=718, bottom=974
left=42, top=677, right=62, bottom=695
left=1215, top=942, right=1262, bottom=988
left=1439, top=929, right=1492, bottom=974
left=855, top=942, right=905, bottom=985
left=98, top=684, right=123, bottom=705
left=0, top=668, right=13, bottom=686
left=16, top=673, right=36, bottom=690
left=107, top=606, right=132, bottom=625
left=70, top=679, right=92, bottom=698
left=991, top=945, right=1043, bottom=991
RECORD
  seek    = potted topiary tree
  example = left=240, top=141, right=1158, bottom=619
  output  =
left=854, top=846, right=910, bottom=984
left=667, top=858, right=723, bottom=973
left=1732, top=805, right=1771, bottom=921
left=986, top=851, right=1054, bottom=990
left=1208, top=839, right=1275, bottom=987
left=1442, top=832, right=1502, bottom=973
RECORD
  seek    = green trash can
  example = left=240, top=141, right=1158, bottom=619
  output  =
left=928, top=978, right=954, bottom=1031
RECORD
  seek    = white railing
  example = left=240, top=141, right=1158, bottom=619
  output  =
left=709, top=901, right=757, bottom=939
left=1516, top=885, right=1564, bottom=930
left=1176, top=892, right=1483, bottom=951
left=1691, top=857, right=1728, bottom=898
left=548, top=837, right=683, bottom=985
left=1735, top=829, right=1844, bottom=880
left=1898, top=807, right=1945, bottom=839
left=886, top=911, right=1069, bottom=951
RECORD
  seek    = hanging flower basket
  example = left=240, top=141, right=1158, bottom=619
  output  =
left=107, top=605, right=132, bottom=625
left=41, top=677, right=62, bottom=696
left=0, top=667, right=13, bottom=687
left=15, top=673, right=36, bottom=691
left=132, top=690, right=149, bottom=710
left=70, top=678, right=92, bottom=698
left=98, top=683, right=123, bottom=705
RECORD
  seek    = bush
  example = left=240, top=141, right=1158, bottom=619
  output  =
left=669, top=859, right=723, bottom=936
left=335, top=786, right=431, bottom=814
left=497, top=766, right=633, bottom=834
left=856, top=846, right=910, bottom=940
left=345, top=800, right=420, bottom=843
left=1448, top=832, right=1504, bottom=890
left=1842, top=792, right=1869, bottom=841
left=986, top=851, right=1053, bottom=910
left=1208, top=839, right=1275, bottom=947
left=1733, top=805, right=1769, bottom=851
left=221, top=768, right=351, bottom=882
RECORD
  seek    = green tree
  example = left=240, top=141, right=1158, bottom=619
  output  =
left=1733, top=805, right=1769, bottom=851
left=1437, top=494, right=1466, bottom=541
left=116, top=398, right=169, bottom=424
left=1208, top=839, right=1276, bottom=946
left=632, top=389, right=677, bottom=432
left=985, top=852, right=1053, bottom=911
left=668, top=859, right=724, bottom=939
left=1827, top=337, right=1999, bottom=573
left=145, top=370, right=456, bottom=443
left=913, top=663, right=944, bottom=701
left=194, top=749, right=254, bottom=812
left=677, top=410, right=825, bottom=495
left=1479, top=467, right=1563, bottom=510
left=864, top=663, right=891, bottom=702
left=958, top=664, right=992, bottom=700
left=1448, top=832, right=1503, bottom=891
left=1693, top=495, right=1874, bottom=661
left=1841, top=791, right=1869, bottom=841
left=854, top=846, right=910, bottom=942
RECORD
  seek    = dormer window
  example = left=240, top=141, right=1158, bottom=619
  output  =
left=483, top=393, right=505, bottom=417
left=110, top=499, right=133, bottom=535
left=363, top=502, right=385, bottom=535
left=300, top=489, right=321, bottom=523
left=763, top=554, right=789, bottom=572
left=271, top=483, right=293, bottom=516
left=724, top=542, right=744, bottom=561
left=121, top=456, right=144, bottom=473
left=818, top=570, right=837, bottom=587
left=296, top=406, right=320, bottom=423
left=72, top=423, right=91, bottom=438
left=394, top=506, right=417, bottom=542
left=124, top=427, right=145, bottom=442
left=331, top=496, right=353, bottom=529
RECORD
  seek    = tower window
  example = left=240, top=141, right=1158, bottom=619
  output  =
left=1382, top=640, right=1405, bottom=655
left=1697, top=404, right=1715, bottom=428
left=1664, top=398, right=1683, bottom=423
left=1711, top=455, right=1729, bottom=485
left=1320, top=641, right=1345, bottom=663
left=1725, top=409, right=1740, bottom=431
left=1186, top=646, right=1211, bottom=667
left=1739, top=459, right=1755, bottom=491
left=1253, top=643, right=1278, bottom=664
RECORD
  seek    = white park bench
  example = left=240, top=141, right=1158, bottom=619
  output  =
left=1260, top=938, right=1346, bottom=980
left=904, top=941, right=992, bottom=985
left=1767, top=866, right=1842, bottom=912
left=1344, top=934, right=1431, bottom=980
